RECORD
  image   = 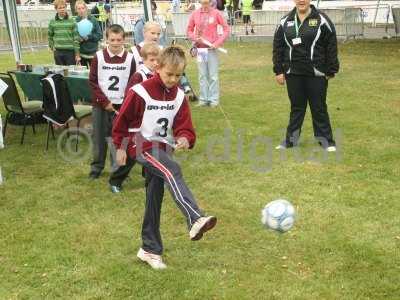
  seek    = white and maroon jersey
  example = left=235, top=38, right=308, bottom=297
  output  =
left=131, top=44, right=143, bottom=71
left=97, top=50, right=134, bottom=104
left=138, top=65, right=153, bottom=82
left=129, top=83, right=185, bottom=141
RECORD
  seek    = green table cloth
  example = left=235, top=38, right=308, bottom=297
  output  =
left=13, top=71, right=92, bottom=103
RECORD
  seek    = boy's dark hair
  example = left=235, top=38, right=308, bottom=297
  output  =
left=106, top=24, right=125, bottom=39
left=159, top=45, right=187, bottom=69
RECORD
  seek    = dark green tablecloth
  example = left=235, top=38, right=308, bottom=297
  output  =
left=13, top=71, right=92, bottom=103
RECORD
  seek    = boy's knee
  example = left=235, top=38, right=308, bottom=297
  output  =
left=167, top=160, right=182, bottom=178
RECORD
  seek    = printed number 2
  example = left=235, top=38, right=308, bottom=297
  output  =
left=108, top=76, right=119, bottom=91
left=157, top=118, right=169, bottom=137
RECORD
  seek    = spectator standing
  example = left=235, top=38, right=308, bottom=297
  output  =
left=187, top=0, right=230, bottom=107
left=75, top=0, right=102, bottom=67
left=48, top=0, right=80, bottom=65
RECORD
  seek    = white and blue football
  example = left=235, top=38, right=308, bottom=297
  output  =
left=261, top=199, right=296, bottom=232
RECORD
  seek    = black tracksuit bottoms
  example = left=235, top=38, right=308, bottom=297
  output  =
left=135, top=148, right=203, bottom=255
left=284, top=74, right=335, bottom=147
left=109, top=156, right=136, bottom=187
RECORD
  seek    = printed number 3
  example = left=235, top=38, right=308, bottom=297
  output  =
left=157, top=118, right=169, bottom=137
left=108, top=76, right=119, bottom=91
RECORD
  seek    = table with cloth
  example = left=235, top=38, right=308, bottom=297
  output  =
left=12, top=70, right=93, bottom=131
left=12, top=70, right=92, bottom=104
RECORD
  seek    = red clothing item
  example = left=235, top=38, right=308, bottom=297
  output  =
left=89, top=48, right=136, bottom=109
left=112, top=73, right=196, bottom=159
left=125, top=69, right=153, bottom=96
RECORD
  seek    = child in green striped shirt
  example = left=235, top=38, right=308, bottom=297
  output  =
left=48, top=0, right=81, bottom=65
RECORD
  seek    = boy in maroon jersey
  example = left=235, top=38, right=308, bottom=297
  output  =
left=126, top=42, right=160, bottom=92
left=112, top=45, right=217, bottom=269
left=88, top=24, right=136, bottom=180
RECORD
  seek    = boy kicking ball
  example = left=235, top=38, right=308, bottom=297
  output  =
left=112, top=45, right=217, bottom=269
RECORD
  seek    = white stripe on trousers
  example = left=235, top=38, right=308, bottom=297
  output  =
left=143, top=152, right=201, bottom=225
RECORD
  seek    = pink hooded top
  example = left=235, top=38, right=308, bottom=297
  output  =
left=186, top=6, right=230, bottom=48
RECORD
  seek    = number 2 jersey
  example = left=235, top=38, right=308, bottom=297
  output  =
left=89, top=47, right=136, bottom=108
left=112, top=73, right=196, bottom=158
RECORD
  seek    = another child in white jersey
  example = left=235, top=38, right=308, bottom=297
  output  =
left=88, top=24, right=136, bottom=179
left=132, top=21, right=194, bottom=97
left=131, top=21, right=162, bottom=71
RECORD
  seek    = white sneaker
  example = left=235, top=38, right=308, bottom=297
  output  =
left=189, top=216, right=217, bottom=241
left=275, top=144, right=287, bottom=150
left=137, top=248, right=167, bottom=270
left=326, top=146, right=337, bottom=152
left=196, top=101, right=208, bottom=107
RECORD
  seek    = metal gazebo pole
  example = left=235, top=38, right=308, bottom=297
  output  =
left=2, top=0, right=22, bottom=63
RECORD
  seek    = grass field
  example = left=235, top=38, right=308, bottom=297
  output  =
left=0, top=40, right=399, bottom=299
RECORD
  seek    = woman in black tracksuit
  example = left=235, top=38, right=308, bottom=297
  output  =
left=273, top=0, right=339, bottom=151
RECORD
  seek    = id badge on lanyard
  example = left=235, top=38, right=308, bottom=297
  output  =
left=292, top=15, right=302, bottom=46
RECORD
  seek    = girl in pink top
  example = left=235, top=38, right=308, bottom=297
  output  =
left=187, top=0, right=230, bottom=106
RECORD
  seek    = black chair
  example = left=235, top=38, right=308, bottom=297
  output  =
left=41, top=73, right=92, bottom=151
left=0, top=72, right=43, bottom=145
left=45, top=105, right=92, bottom=151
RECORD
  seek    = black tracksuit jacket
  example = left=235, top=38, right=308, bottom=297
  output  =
left=272, top=5, right=340, bottom=77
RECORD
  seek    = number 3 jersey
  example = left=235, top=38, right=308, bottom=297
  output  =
left=112, top=73, right=196, bottom=158
left=129, top=84, right=185, bottom=141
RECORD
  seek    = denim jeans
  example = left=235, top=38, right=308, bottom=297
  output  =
left=197, top=49, right=219, bottom=105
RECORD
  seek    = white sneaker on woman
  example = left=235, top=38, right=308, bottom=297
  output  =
left=137, top=248, right=167, bottom=270
left=325, top=146, right=337, bottom=152
left=275, top=144, right=287, bottom=150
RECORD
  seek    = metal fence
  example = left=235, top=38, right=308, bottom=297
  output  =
left=2, top=4, right=399, bottom=51
left=321, top=8, right=364, bottom=39
left=0, top=20, right=49, bottom=50
left=171, top=12, right=190, bottom=39
left=230, top=8, right=364, bottom=40
left=230, top=10, right=286, bottom=39
left=358, top=3, right=392, bottom=26
left=109, top=12, right=143, bottom=45
left=392, top=5, right=400, bottom=35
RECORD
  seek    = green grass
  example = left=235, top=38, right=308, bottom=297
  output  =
left=1, top=40, right=400, bottom=299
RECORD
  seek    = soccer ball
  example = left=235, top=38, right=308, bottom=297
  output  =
left=261, top=199, right=296, bottom=232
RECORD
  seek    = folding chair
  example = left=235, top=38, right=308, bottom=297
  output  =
left=0, top=72, right=43, bottom=145
left=41, top=73, right=92, bottom=151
